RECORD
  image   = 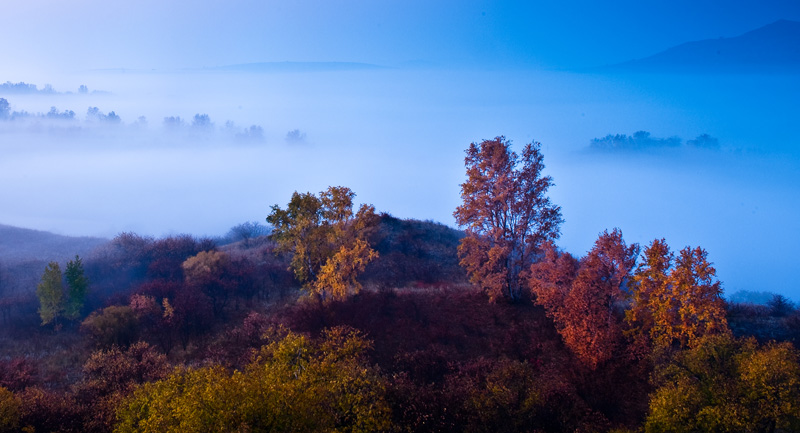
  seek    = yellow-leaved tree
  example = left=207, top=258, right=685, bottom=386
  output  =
left=267, top=186, right=378, bottom=300
left=114, top=327, right=392, bottom=433
left=646, top=335, right=800, bottom=433
left=628, top=239, right=728, bottom=350
left=0, top=386, right=20, bottom=433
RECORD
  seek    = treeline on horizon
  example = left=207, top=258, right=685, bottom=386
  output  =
left=589, top=130, right=721, bottom=151
left=1, top=137, right=799, bottom=432
left=0, top=81, right=107, bottom=96
left=0, top=88, right=288, bottom=143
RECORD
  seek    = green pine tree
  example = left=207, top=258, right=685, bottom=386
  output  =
left=64, top=255, right=89, bottom=320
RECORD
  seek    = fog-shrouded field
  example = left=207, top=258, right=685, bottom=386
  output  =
left=1, top=66, right=798, bottom=298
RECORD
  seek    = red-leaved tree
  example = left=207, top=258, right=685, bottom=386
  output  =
left=531, top=229, right=638, bottom=369
left=454, top=137, right=562, bottom=302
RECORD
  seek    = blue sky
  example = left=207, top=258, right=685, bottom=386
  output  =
left=2, top=0, right=800, bottom=75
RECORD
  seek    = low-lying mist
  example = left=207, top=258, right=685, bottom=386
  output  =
left=1, top=67, right=798, bottom=298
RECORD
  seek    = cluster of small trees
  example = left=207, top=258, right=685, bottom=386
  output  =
left=81, top=241, right=263, bottom=353
left=0, top=97, right=267, bottom=142
left=590, top=130, right=720, bottom=151
left=35, top=256, right=89, bottom=328
left=453, top=136, right=800, bottom=430
left=115, top=327, right=391, bottom=432
left=452, top=137, right=728, bottom=357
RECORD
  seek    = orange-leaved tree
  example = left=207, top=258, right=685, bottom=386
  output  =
left=454, top=137, right=562, bottom=302
left=267, top=186, right=378, bottom=300
left=531, top=229, right=638, bottom=369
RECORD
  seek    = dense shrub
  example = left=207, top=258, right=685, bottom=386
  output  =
left=81, top=305, right=139, bottom=348
left=0, top=386, right=20, bottom=433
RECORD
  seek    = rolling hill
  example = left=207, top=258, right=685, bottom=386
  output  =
left=0, top=224, right=107, bottom=264
left=613, top=20, right=800, bottom=73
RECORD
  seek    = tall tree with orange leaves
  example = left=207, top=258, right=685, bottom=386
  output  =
left=531, top=229, right=638, bottom=369
left=454, top=137, right=562, bottom=302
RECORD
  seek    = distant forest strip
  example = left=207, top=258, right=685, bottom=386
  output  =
left=0, top=81, right=107, bottom=95
left=0, top=96, right=276, bottom=143
left=590, top=130, right=720, bottom=151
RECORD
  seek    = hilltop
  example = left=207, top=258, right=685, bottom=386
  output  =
left=613, top=20, right=800, bottom=73
left=0, top=224, right=107, bottom=264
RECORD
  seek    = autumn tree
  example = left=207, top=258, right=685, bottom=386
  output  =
left=182, top=250, right=235, bottom=315
left=81, top=305, right=139, bottom=348
left=646, top=335, right=800, bottom=433
left=129, top=294, right=176, bottom=354
left=454, top=137, right=562, bottom=302
left=0, top=386, right=20, bottom=433
left=115, top=327, right=392, bottom=432
left=672, top=246, right=728, bottom=345
left=530, top=229, right=638, bottom=369
left=77, top=342, right=170, bottom=432
left=629, top=239, right=728, bottom=350
left=36, top=262, right=64, bottom=327
left=16, top=387, right=83, bottom=433
left=314, top=239, right=379, bottom=299
left=267, top=186, right=378, bottom=300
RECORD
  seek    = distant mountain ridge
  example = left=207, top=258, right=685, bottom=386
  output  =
left=87, top=62, right=386, bottom=74
left=209, top=61, right=386, bottom=73
left=613, top=20, right=800, bottom=73
left=0, top=224, right=107, bottom=264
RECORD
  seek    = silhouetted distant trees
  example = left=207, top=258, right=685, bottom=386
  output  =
left=590, top=130, right=721, bottom=151
left=236, top=124, right=264, bottom=141
left=0, top=81, right=107, bottom=95
left=162, top=116, right=184, bottom=129
left=0, top=81, right=42, bottom=94
left=285, top=128, right=306, bottom=143
left=190, top=113, right=212, bottom=130
left=45, top=107, right=75, bottom=120
left=87, top=107, right=121, bottom=123
left=687, top=132, right=720, bottom=149
left=223, top=221, right=270, bottom=246
left=0, top=96, right=271, bottom=143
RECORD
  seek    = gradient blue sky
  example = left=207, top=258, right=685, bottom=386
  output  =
left=2, top=0, right=800, bottom=75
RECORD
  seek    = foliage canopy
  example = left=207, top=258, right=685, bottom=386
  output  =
left=454, top=137, right=562, bottom=302
left=115, top=327, right=392, bottom=433
left=267, top=186, right=378, bottom=300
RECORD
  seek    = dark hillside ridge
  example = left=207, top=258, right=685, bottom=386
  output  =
left=0, top=224, right=107, bottom=264
left=612, top=20, right=800, bottom=73
left=362, top=214, right=467, bottom=288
